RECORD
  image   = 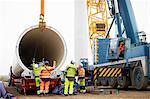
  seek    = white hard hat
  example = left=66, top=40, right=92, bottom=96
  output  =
left=80, top=63, right=83, bottom=66
left=34, top=64, right=38, bottom=68
left=71, top=60, right=75, bottom=64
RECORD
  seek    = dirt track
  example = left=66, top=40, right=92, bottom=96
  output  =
left=19, top=92, right=150, bottom=99
left=6, top=86, right=150, bottom=99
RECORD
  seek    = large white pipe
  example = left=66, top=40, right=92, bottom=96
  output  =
left=12, top=25, right=67, bottom=76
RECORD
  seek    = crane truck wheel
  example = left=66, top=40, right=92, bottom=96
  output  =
left=108, top=77, right=118, bottom=88
left=132, top=66, right=148, bottom=90
left=95, top=77, right=101, bottom=86
left=117, top=76, right=129, bottom=89
left=101, top=77, right=108, bottom=86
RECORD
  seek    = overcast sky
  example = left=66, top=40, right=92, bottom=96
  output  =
left=131, top=0, right=150, bottom=39
left=0, top=0, right=150, bottom=75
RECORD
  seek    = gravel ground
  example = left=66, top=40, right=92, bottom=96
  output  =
left=5, top=85, right=150, bottom=99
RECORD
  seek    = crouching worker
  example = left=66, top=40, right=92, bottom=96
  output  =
left=64, top=61, right=77, bottom=96
left=31, top=59, right=42, bottom=95
left=40, top=60, right=56, bottom=95
left=78, top=63, right=86, bottom=93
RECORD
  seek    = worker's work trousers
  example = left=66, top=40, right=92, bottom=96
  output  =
left=35, top=77, right=40, bottom=95
left=64, top=77, right=74, bottom=95
left=40, top=78, right=50, bottom=94
left=79, top=78, right=86, bottom=93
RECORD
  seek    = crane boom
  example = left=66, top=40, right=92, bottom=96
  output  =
left=117, top=0, right=140, bottom=44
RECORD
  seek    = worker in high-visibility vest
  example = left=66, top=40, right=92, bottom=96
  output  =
left=31, top=62, right=42, bottom=95
left=78, top=63, right=86, bottom=93
left=40, top=60, right=56, bottom=95
left=64, top=61, right=77, bottom=96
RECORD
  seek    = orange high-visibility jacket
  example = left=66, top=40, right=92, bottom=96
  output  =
left=40, top=65, right=55, bottom=78
left=78, top=67, right=85, bottom=77
left=119, top=44, right=125, bottom=53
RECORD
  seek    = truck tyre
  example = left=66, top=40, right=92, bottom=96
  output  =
left=101, top=77, right=108, bottom=86
left=95, top=77, right=101, bottom=86
left=117, top=76, right=129, bottom=89
left=108, top=77, right=118, bottom=88
left=132, top=66, right=148, bottom=90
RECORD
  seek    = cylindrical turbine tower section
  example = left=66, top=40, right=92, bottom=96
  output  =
left=12, top=25, right=67, bottom=76
left=75, top=0, right=91, bottom=64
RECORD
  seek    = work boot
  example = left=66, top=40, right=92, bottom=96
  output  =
left=82, top=90, right=86, bottom=93
left=63, top=94, right=68, bottom=96
left=80, top=90, right=86, bottom=93
left=44, top=90, right=49, bottom=95
left=45, top=93, right=49, bottom=96
left=39, top=93, right=44, bottom=97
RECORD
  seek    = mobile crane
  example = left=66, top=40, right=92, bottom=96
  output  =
left=92, top=0, right=150, bottom=90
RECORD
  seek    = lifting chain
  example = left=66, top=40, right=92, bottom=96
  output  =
left=39, top=0, right=46, bottom=30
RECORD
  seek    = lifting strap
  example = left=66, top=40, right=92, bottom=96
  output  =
left=41, top=0, right=44, bottom=17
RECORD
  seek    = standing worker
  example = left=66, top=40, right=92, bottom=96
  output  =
left=64, top=61, right=77, bottom=96
left=31, top=59, right=42, bottom=95
left=78, top=63, right=86, bottom=93
left=40, top=60, right=56, bottom=95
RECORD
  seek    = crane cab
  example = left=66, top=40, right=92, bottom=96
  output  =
left=107, top=37, right=131, bottom=60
